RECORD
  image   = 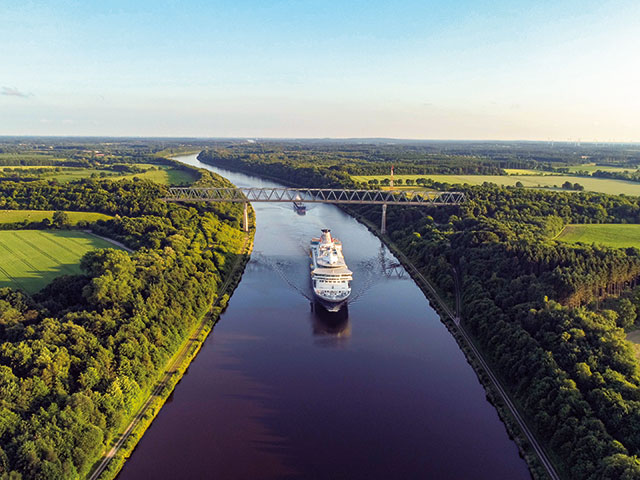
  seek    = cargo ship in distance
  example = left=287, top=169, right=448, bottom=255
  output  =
left=293, top=201, right=306, bottom=215
left=310, top=229, right=352, bottom=312
left=293, top=194, right=306, bottom=214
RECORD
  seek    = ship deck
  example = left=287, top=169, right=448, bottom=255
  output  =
left=312, top=266, right=352, bottom=275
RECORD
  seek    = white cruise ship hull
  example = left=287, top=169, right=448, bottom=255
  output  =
left=313, top=292, right=350, bottom=312
left=310, top=229, right=352, bottom=312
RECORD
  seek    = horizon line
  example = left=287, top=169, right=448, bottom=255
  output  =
left=0, top=135, right=638, bottom=145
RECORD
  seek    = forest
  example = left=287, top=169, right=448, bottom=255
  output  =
left=195, top=139, right=640, bottom=175
left=198, top=145, right=640, bottom=479
left=0, top=150, right=248, bottom=478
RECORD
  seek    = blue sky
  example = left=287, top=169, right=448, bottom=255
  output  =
left=2, top=0, right=639, bottom=140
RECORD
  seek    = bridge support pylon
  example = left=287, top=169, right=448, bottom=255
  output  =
left=381, top=203, right=387, bottom=234
left=243, top=202, right=249, bottom=232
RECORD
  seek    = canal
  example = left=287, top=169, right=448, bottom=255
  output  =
left=117, top=153, right=530, bottom=479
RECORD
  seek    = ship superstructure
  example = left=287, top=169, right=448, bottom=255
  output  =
left=310, top=229, right=352, bottom=311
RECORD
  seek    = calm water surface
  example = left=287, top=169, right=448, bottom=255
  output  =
left=117, top=154, right=530, bottom=479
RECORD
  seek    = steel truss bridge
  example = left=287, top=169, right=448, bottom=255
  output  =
left=164, top=187, right=465, bottom=233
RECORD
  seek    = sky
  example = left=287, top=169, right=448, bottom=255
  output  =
left=1, top=0, right=639, bottom=141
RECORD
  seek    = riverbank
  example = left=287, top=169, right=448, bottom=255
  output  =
left=88, top=215, right=255, bottom=480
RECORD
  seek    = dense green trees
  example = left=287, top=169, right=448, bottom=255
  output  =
left=0, top=168, right=247, bottom=478
left=197, top=139, right=640, bottom=177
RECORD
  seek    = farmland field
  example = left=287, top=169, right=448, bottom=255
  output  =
left=0, top=230, right=123, bottom=293
left=351, top=174, right=640, bottom=196
left=556, top=224, right=640, bottom=249
left=565, top=164, right=636, bottom=173
left=0, top=153, right=67, bottom=164
left=504, top=166, right=636, bottom=175
left=0, top=210, right=113, bottom=224
left=0, top=164, right=199, bottom=185
left=118, top=166, right=198, bottom=184
left=504, top=169, right=556, bottom=175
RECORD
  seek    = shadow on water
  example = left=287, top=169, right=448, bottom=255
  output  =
left=310, top=302, right=350, bottom=342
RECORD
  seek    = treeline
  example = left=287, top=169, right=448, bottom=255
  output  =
left=592, top=170, right=640, bottom=184
left=198, top=150, right=356, bottom=188
left=0, top=171, right=248, bottom=478
left=206, top=149, right=640, bottom=478
left=197, top=139, right=640, bottom=174
left=0, top=140, right=198, bottom=169
left=0, top=178, right=167, bottom=217
left=199, top=147, right=506, bottom=176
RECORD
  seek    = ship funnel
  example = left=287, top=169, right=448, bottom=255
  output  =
left=321, top=229, right=332, bottom=243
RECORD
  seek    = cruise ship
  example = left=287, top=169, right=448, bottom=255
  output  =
left=310, top=229, right=352, bottom=311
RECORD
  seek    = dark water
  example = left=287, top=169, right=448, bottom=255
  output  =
left=117, top=154, right=530, bottom=480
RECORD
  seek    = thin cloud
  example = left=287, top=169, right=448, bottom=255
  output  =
left=1, top=86, right=31, bottom=98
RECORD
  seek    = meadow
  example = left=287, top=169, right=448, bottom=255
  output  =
left=565, top=164, right=636, bottom=173
left=351, top=174, right=640, bottom=196
left=0, top=163, right=198, bottom=185
left=503, top=168, right=557, bottom=175
left=555, top=224, right=640, bottom=249
left=504, top=166, right=636, bottom=175
left=0, top=230, right=122, bottom=293
left=0, top=152, right=67, bottom=163
left=118, top=165, right=198, bottom=184
left=0, top=210, right=113, bottom=224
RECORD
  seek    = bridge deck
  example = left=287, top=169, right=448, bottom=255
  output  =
left=165, top=187, right=464, bottom=206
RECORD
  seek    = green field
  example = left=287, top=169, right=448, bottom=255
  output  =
left=556, top=224, right=640, bottom=249
left=565, top=164, right=636, bottom=174
left=0, top=165, right=62, bottom=169
left=0, top=230, right=123, bottom=293
left=504, top=168, right=556, bottom=176
left=0, top=210, right=113, bottom=224
left=118, top=166, right=198, bottom=184
left=352, top=174, right=640, bottom=196
left=0, top=164, right=198, bottom=185
left=505, top=166, right=636, bottom=175
left=0, top=153, right=67, bottom=163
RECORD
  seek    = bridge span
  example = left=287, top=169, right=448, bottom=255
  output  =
left=164, top=187, right=465, bottom=234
